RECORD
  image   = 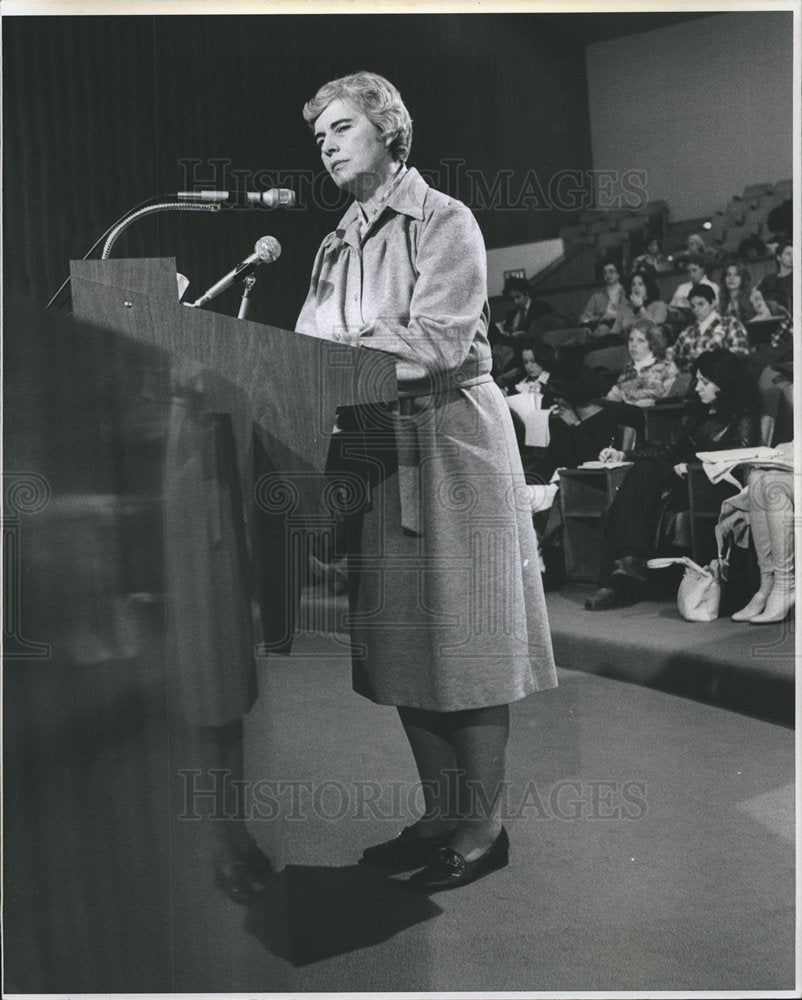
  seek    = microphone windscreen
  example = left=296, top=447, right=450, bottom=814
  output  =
left=255, top=236, right=282, bottom=262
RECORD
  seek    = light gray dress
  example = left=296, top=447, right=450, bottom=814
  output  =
left=296, top=167, right=557, bottom=711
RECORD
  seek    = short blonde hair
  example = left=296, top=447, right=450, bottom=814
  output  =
left=303, top=71, right=413, bottom=163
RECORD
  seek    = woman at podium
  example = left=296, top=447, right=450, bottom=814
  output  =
left=296, top=72, right=557, bottom=892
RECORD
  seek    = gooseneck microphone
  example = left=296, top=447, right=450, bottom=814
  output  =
left=191, top=236, right=282, bottom=308
left=177, top=189, right=296, bottom=208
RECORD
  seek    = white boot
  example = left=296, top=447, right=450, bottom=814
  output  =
left=750, top=573, right=795, bottom=624
left=732, top=574, right=773, bottom=622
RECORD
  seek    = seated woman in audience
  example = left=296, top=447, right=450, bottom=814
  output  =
left=585, top=349, right=761, bottom=611
left=508, top=342, right=556, bottom=403
left=718, top=261, right=756, bottom=324
left=758, top=240, right=793, bottom=314
left=506, top=342, right=557, bottom=477
left=604, top=322, right=679, bottom=407
left=630, top=237, right=666, bottom=275
left=610, top=271, right=668, bottom=336
left=669, top=255, right=720, bottom=312
left=540, top=369, right=621, bottom=480
left=729, top=445, right=794, bottom=624
left=578, top=260, right=624, bottom=333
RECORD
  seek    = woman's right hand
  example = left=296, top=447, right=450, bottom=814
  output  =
left=599, top=447, right=626, bottom=463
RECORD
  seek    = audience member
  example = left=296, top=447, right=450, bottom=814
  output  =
left=631, top=238, right=668, bottom=274
left=578, top=261, right=625, bottom=332
left=757, top=241, right=793, bottom=314
left=610, top=271, right=668, bottom=336
left=492, top=277, right=554, bottom=389
left=669, top=255, right=720, bottom=311
left=729, top=446, right=794, bottom=624
left=585, top=349, right=761, bottom=610
left=506, top=342, right=557, bottom=481
left=604, top=322, right=679, bottom=407
left=509, top=342, right=556, bottom=404
left=670, top=283, right=749, bottom=374
left=501, top=276, right=553, bottom=335
left=535, top=368, right=621, bottom=482
left=718, top=261, right=756, bottom=324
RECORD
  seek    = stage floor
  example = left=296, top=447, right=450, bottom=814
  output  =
left=3, top=588, right=797, bottom=995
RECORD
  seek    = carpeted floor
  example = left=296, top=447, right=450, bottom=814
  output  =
left=3, top=593, right=796, bottom=995
left=224, top=639, right=794, bottom=993
left=546, top=583, right=796, bottom=726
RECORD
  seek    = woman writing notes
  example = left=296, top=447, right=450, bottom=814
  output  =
left=296, top=72, right=557, bottom=892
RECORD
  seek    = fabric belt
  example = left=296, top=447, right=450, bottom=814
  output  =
left=396, top=372, right=495, bottom=534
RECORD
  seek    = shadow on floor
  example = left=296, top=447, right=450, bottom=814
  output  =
left=243, top=861, right=442, bottom=966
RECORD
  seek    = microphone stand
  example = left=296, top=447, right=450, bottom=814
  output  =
left=101, top=201, right=221, bottom=259
left=237, top=274, right=257, bottom=320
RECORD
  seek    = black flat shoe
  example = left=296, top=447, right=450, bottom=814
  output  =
left=359, top=825, right=455, bottom=870
left=405, top=827, right=509, bottom=893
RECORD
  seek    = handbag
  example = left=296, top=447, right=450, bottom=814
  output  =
left=648, top=528, right=731, bottom=622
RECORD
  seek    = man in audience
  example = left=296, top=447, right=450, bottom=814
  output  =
left=669, top=254, right=720, bottom=311
left=578, top=261, right=624, bottom=331
left=501, top=276, right=552, bottom=335
left=670, top=283, right=749, bottom=374
left=758, top=241, right=793, bottom=313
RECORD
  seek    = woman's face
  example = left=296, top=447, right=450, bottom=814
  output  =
left=778, top=245, right=794, bottom=271
left=522, top=350, right=543, bottom=378
left=314, top=97, right=393, bottom=193
left=695, top=372, right=720, bottom=406
left=687, top=262, right=705, bottom=284
left=724, top=265, right=742, bottom=291
left=630, top=275, right=647, bottom=299
left=627, top=328, right=650, bottom=361
left=750, top=287, right=771, bottom=317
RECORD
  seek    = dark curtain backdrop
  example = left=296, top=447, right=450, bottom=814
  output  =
left=3, top=12, right=592, bottom=330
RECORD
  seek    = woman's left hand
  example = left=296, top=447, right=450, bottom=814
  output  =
left=673, top=462, right=688, bottom=478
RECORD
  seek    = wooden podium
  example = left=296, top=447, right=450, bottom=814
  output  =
left=69, top=257, right=398, bottom=653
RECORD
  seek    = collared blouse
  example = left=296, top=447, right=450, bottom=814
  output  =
left=296, top=167, right=492, bottom=396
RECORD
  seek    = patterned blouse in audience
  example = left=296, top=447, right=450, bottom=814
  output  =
left=750, top=287, right=793, bottom=349
left=605, top=323, right=679, bottom=406
left=670, top=285, right=749, bottom=372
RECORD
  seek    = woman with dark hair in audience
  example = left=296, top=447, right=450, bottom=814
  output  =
left=539, top=368, right=622, bottom=481
left=758, top=241, right=793, bottom=314
left=604, top=321, right=679, bottom=407
left=585, top=349, right=762, bottom=610
left=610, top=271, right=668, bottom=336
left=719, top=261, right=756, bottom=324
